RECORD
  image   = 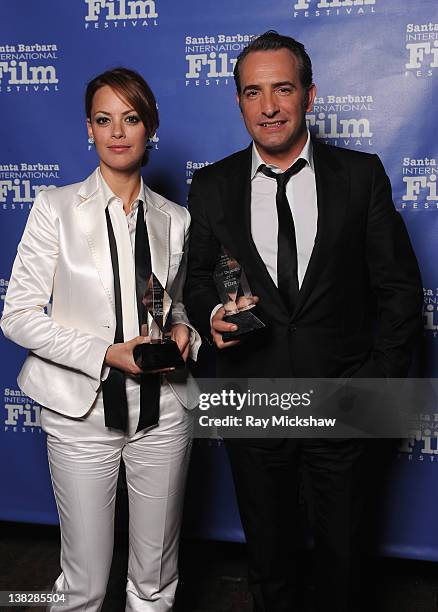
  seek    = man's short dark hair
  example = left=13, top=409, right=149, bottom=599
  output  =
left=233, top=30, right=313, bottom=94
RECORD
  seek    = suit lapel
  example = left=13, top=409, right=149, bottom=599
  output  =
left=144, top=185, right=170, bottom=290
left=222, top=146, right=291, bottom=322
left=293, top=140, right=350, bottom=316
left=222, top=147, right=252, bottom=261
left=76, top=170, right=115, bottom=308
left=220, top=142, right=350, bottom=322
left=76, top=172, right=171, bottom=315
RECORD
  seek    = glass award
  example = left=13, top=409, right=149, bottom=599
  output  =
left=213, top=248, right=265, bottom=341
left=133, top=273, right=185, bottom=372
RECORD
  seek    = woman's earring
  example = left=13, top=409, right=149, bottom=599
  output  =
left=88, top=136, right=95, bottom=145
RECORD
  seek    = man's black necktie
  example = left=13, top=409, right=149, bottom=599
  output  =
left=259, top=158, right=307, bottom=312
left=102, top=202, right=160, bottom=432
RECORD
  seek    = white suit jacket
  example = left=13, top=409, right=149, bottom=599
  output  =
left=1, top=169, right=201, bottom=417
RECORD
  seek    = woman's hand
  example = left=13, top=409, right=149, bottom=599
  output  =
left=104, top=336, right=150, bottom=375
left=169, top=323, right=190, bottom=362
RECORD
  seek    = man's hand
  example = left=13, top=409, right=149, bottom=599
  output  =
left=210, top=295, right=259, bottom=349
left=211, top=296, right=259, bottom=349
left=105, top=336, right=150, bottom=375
left=211, top=307, right=240, bottom=349
left=236, top=295, right=259, bottom=310
left=169, top=323, right=190, bottom=362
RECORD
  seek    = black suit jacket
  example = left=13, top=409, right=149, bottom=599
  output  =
left=184, top=140, right=423, bottom=381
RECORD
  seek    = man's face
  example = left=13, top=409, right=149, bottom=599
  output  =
left=237, top=48, right=316, bottom=166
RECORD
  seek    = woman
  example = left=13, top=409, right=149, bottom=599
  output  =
left=1, top=67, right=201, bottom=611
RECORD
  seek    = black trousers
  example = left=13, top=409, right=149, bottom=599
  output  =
left=226, top=438, right=369, bottom=612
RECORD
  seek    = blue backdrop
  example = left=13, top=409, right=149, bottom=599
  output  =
left=1, top=0, right=438, bottom=560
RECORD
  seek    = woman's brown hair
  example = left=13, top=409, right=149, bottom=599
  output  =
left=85, top=67, right=159, bottom=164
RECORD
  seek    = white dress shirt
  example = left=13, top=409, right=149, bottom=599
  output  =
left=211, top=132, right=318, bottom=323
left=250, top=131, right=318, bottom=288
left=99, top=169, right=144, bottom=343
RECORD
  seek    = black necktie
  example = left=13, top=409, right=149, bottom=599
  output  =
left=102, top=203, right=161, bottom=433
left=134, top=201, right=161, bottom=433
left=259, top=158, right=306, bottom=311
left=102, top=207, right=128, bottom=431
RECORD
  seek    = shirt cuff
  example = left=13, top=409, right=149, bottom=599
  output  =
left=210, top=303, right=223, bottom=327
left=101, top=364, right=110, bottom=382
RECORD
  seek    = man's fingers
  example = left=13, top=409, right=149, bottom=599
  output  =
left=211, top=328, right=240, bottom=349
left=216, top=337, right=240, bottom=349
left=212, top=319, right=238, bottom=333
left=236, top=295, right=259, bottom=309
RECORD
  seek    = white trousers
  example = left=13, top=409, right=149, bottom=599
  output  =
left=41, top=379, right=193, bottom=612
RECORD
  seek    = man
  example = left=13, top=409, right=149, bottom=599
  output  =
left=184, top=31, right=423, bottom=611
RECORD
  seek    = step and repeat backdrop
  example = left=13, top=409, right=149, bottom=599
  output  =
left=1, top=0, right=438, bottom=559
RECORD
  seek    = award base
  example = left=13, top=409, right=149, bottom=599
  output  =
left=134, top=338, right=185, bottom=372
left=222, top=310, right=265, bottom=341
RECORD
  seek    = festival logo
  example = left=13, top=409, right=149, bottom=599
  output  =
left=405, top=22, right=438, bottom=78
left=0, top=278, right=8, bottom=314
left=185, top=33, right=256, bottom=88
left=424, top=287, right=438, bottom=340
left=186, top=160, right=212, bottom=185
left=84, top=0, right=158, bottom=30
left=396, top=156, right=438, bottom=212
left=307, top=93, right=374, bottom=148
left=292, top=0, right=376, bottom=19
left=0, top=162, right=61, bottom=212
left=397, top=285, right=438, bottom=462
left=0, top=43, right=59, bottom=94
left=398, top=413, right=438, bottom=463
left=3, top=387, right=42, bottom=434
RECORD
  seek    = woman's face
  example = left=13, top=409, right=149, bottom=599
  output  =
left=87, top=85, right=148, bottom=174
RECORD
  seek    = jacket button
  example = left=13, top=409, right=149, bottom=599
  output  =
left=289, top=325, right=297, bottom=332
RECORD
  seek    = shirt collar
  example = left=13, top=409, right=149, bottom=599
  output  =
left=97, top=167, right=146, bottom=212
left=251, top=129, right=314, bottom=180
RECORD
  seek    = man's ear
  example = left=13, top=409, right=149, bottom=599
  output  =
left=236, top=92, right=242, bottom=113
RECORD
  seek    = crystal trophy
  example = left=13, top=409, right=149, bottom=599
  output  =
left=133, top=273, right=185, bottom=372
left=213, top=248, right=265, bottom=341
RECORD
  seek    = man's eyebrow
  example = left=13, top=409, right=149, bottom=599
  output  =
left=242, top=84, right=261, bottom=94
left=242, top=81, right=296, bottom=94
left=272, top=81, right=295, bottom=89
